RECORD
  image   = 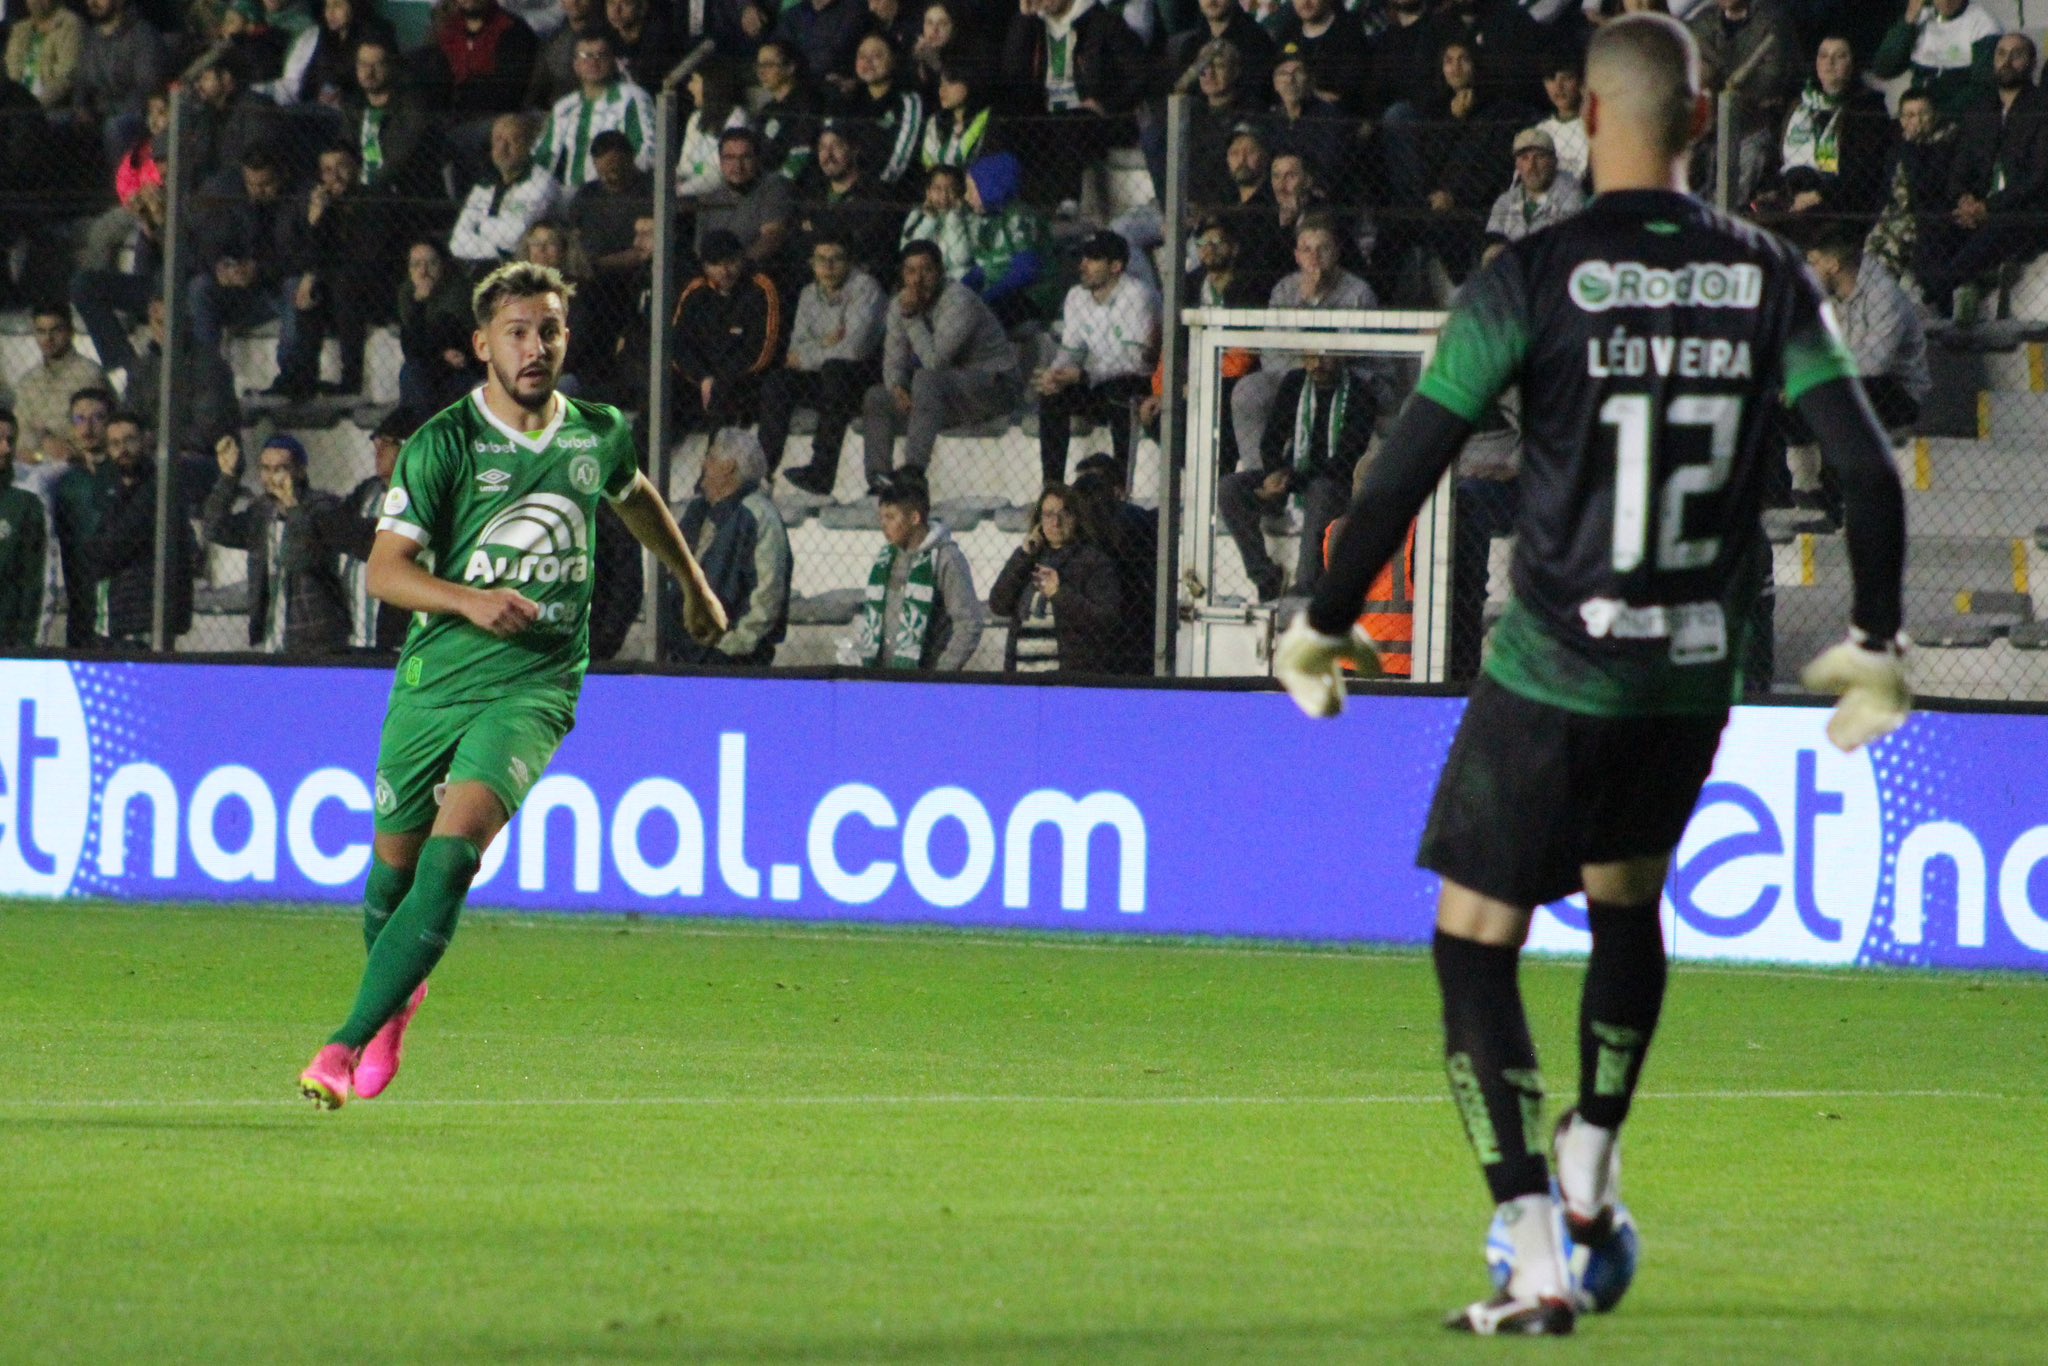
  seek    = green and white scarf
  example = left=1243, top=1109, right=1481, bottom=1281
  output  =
left=1293, top=372, right=1354, bottom=477
left=1784, top=82, right=1845, bottom=177
left=855, top=539, right=939, bottom=668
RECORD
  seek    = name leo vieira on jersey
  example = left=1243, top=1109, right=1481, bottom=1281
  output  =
left=1587, top=331, right=1755, bottom=380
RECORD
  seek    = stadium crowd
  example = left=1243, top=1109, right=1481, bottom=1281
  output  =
left=0, top=0, right=2019, bottom=671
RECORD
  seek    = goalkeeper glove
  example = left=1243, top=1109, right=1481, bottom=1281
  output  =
left=1800, top=627, right=1911, bottom=752
left=1274, top=615, right=1382, bottom=719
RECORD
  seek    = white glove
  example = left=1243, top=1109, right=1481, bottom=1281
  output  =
left=1800, top=628, right=1911, bottom=752
left=1274, top=614, right=1382, bottom=718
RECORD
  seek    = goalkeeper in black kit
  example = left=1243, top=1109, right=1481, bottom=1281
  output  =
left=1273, top=13, right=1911, bottom=1337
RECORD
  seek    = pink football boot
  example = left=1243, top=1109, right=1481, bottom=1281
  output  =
left=298, top=1044, right=359, bottom=1110
left=352, top=984, right=429, bottom=1100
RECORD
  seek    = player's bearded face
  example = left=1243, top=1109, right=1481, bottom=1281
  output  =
left=478, top=294, right=569, bottom=406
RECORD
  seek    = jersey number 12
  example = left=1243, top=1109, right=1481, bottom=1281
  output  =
left=1601, top=392, right=1742, bottom=574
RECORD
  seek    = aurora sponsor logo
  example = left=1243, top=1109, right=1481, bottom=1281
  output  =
left=462, top=494, right=591, bottom=586
left=1568, top=260, right=1764, bottom=313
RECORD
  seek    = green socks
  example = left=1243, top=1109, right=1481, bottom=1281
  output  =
left=362, top=856, right=415, bottom=954
left=331, top=836, right=482, bottom=1049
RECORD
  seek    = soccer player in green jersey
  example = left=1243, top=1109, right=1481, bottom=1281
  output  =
left=298, top=260, right=728, bottom=1109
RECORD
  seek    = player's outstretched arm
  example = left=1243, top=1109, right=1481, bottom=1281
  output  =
left=1791, top=375, right=1911, bottom=750
left=613, top=471, right=729, bottom=647
left=367, top=530, right=541, bottom=637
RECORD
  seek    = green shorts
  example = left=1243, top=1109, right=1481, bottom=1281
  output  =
left=373, top=690, right=577, bottom=835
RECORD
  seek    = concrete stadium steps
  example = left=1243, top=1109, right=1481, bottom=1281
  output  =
left=1899, top=438, right=2048, bottom=495
left=1776, top=531, right=2039, bottom=599
left=1969, top=391, right=2048, bottom=443
left=1904, top=486, right=2048, bottom=541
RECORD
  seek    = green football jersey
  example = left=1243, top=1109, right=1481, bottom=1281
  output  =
left=376, top=389, right=639, bottom=706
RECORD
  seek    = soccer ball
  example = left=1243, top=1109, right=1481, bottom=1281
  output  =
left=1485, top=1192, right=1639, bottom=1314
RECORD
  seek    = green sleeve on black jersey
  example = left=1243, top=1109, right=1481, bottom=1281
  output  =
left=1781, top=279, right=1859, bottom=406
left=380, top=422, right=460, bottom=548
left=1415, top=255, right=1530, bottom=424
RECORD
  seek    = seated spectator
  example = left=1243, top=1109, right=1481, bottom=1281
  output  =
left=273, top=142, right=385, bottom=400
left=910, top=1, right=992, bottom=103
left=1207, top=125, right=1286, bottom=283
left=670, top=229, right=781, bottom=432
left=426, top=0, right=540, bottom=120
left=0, top=407, right=47, bottom=649
left=76, top=87, right=166, bottom=279
left=675, top=61, right=752, bottom=199
left=265, top=0, right=393, bottom=107
left=1140, top=216, right=1262, bottom=467
left=516, top=220, right=605, bottom=390
left=1263, top=44, right=1349, bottom=194
left=534, top=30, right=655, bottom=186
left=345, top=37, right=440, bottom=203
left=1269, top=0, right=1369, bottom=113
left=121, top=297, right=243, bottom=456
left=1418, top=38, right=1520, bottom=282
left=592, top=213, right=657, bottom=408
left=1426, top=0, right=1549, bottom=110
left=1688, top=0, right=1801, bottom=207
left=669, top=427, right=791, bottom=665
left=1035, top=230, right=1158, bottom=488
left=526, top=0, right=610, bottom=109
left=861, top=239, right=1018, bottom=495
left=46, top=387, right=111, bottom=644
left=753, top=40, right=822, bottom=180
left=997, top=0, right=1144, bottom=210
left=335, top=408, right=413, bottom=652
left=1534, top=51, right=1588, bottom=185
left=897, top=163, right=974, bottom=280
left=8, top=0, right=84, bottom=113
left=989, top=481, right=1123, bottom=673
left=961, top=150, right=1047, bottom=326
left=203, top=432, right=352, bottom=652
left=865, top=0, right=921, bottom=62
left=772, top=235, right=886, bottom=491
left=15, top=305, right=108, bottom=459
left=186, top=146, right=290, bottom=400
left=1169, top=0, right=1276, bottom=105
left=835, top=33, right=924, bottom=187
left=70, top=411, right=195, bottom=648
left=1268, top=151, right=1370, bottom=285
left=1764, top=35, right=1893, bottom=224
left=791, top=122, right=900, bottom=282
left=605, top=0, right=682, bottom=93
left=1918, top=33, right=2048, bottom=318
left=844, top=465, right=981, bottom=670
left=188, top=49, right=278, bottom=193
left=1867, top=90, right=1959, bottom=290
left=695, top=127, right=795, bottom=276
left=1068, top=451, right=1154, bottom=673
left=776, top=0, right=867, bottom=98
left=398, top=238, right=483, bottom=416
left=451, top=114, right=562, bottom=266
left=218, top=0, right=291, bottom=87
left=568, top=130, right=655, bottom=361
left=921, top=61, right=994, bottom=171
left=1873, top=0, right=2003, bottom=123
left=70, top=0, right=167, bottom=165
left=1229, top=214, right=1376, bottom=475
left=1221, top=350, right=1371, bottom=602
left=1185, top=42, right=1261, bottom=205
left=1483, top=127, right=1585, bottom=262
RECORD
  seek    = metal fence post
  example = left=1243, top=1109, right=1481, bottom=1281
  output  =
left=1154, top=93, right=1193, bottom=676
left=1713, top=93, right=1734, bottom=213
left=644, top=85, right=680, bottom=663
left=151, top=86, right=192, bottom=652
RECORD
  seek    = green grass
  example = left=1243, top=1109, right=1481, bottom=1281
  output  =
left=2, top=902, right=2044, bottom=1364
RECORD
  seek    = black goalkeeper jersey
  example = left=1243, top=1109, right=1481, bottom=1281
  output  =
left=1415, top=189, right=1857, bottom=716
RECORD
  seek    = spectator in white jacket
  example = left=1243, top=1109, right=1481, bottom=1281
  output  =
left=1033, top=229, right=1159, bottom=488
left=450, top=114, right=562, bottom=264
left=532, top=31, right=655, bottom=185
left=1482, top=127, right=1585, bottom=266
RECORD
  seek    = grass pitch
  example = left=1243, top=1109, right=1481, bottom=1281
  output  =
left=1, top=903, right=2043, bottom=1364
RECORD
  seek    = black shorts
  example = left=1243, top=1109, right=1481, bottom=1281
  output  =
left=1418, top=677, right=1729, bottom=908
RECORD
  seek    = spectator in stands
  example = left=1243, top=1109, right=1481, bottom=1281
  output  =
left=187, top=144, right=294, bottom=407
left=8, top=0, right=83, bottom=112
left=671, top=228, right=781, bottom=432
left=568, top=130, right=654, bottom=360
left=46, top=387, right=111, bottom=644
left=1263, top=45, right=1349, bottom=193
left=70, top=0, right=167, bottom=164
left=0, top=408, right=47, bottom=649
left=1416, top=38, right=1522, bottom=283
left=1139, top=216, right=1261, bottom=465
left=1035, top=230, right=1158, bottom=488
left=962, top=149, right=1047, bottom=326
left=1483, top=127, right=1584, bottom=260
left=675, top=62, right=752, bottom=199
left=595, top=213, right=657, bottom=407
left=1534, top=51, right=1588, bottom=186
left=1762, top=35, right=1893, bottom=225
left=398, top=238, right=482, bottom=415
left=1068, top=451, right=1154, bottom=674
left=1211, top=125, right=1286, bottom=282
left=516, top=221, right=604, bottom=389
left=754, top=40, right=821, bottom=179
left=534, top=30, right=655, bottom=186
left=846, top=465, right=981, bottom=670
left=335, top=407, right=412, bottom=652
left=910, top=2, right=989, bottom=103
left=525, top=0, right=610, bottom=109
left=777, top=0, right=867, bottom=95
left=217, top=0, right=291, bottom=86
left=15, top=305, right=108, bottom=458
left=605, top=0, right=682, bottom=92
left=1427, top=0, right=1548, bottom=110
left=921, top=61, right=994, bottom=171
left=1367, top=0, right=1447, bottom=123
left=861, top=238, right=1017, bottom=495
left=121, top=296, right=243, bottom=455
left=1919, top=33, right=2048, bottom=319
left=791, top=123, right=899, bottom=282
left=77, top=87, right=166, bottom=278
left=897, top=163, right=974, bottom=279
left=836, top=32, right=924, bottom=187
left=451, top=113, right=562, bottom=265
left=989, top=481, right=1123, bottom=673
left=865, top=0, right=920, bottom=60
left=429, top=0, right=541, bottom=120
left=1269, top=151, right=1368, bottom=282
left=997, top=0, right=1145, bottom=210
left=773, top=234, right=887, bottom=493
left=1222, top=350, right=1371, bottom=601
left=1270, top=0, right=1370, bottom=113
left=669, top=427, right=791, bottom=665
left=1868, top=91, right=1959, bottom=290
left=272, top=142, right=383, bottom=400
left=1873, top=0, right=2003, bottom=123
left=267, top=0, right=393, bottom=107
left=345, top=37, right=438, bottom=201
left=695, top=127, right=795, bottom=274
left=1169, top=0, right=1276, bottom=105
left=1688, top=0, right=1801, bottom=207
left=1229, top=214, right=1375, bottom=476
left=1180, top=42, right=1260, bottom=205
left=204, top=432, right=352, bottom=652
left=187, top=50, right=275, bottom=193
left=72, top=410, right=196, bottom=648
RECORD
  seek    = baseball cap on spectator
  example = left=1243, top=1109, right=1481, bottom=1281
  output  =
left=1512, top=128, right=1556, bottom=156
left=700, top=230, right=745, bottom=264
left=262, top=433, right=309, bottom=468
left=1079, top=230, right=1128, bottom=266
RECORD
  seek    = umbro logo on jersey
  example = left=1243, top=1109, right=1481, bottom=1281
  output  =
left=1568, top=260, right=1763, bottom=313
left=476, top=468, right=513, bottom=494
